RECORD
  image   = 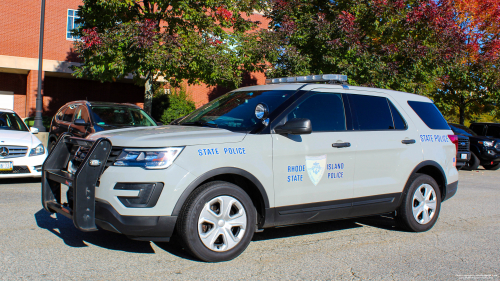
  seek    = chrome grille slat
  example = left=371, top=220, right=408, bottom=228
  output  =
left=0, top=146, right=28, bottom=158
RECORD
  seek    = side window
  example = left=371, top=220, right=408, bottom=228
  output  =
left=348, top=94, right=394, bottom=130
left=287, top=93, right=346, bottom=132
left=407, top=101, right=450, bottom=130
left=486, top=126, right=500, bottom=138
left=388, top=100, right=407, bottom=130
left=55, top=106, right=67, bottom=121
left=62, top=105, right=77, bottom=122
left=74, top=106, right=90, bottom=123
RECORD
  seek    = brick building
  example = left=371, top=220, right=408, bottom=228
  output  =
left=0, top=0, right=267, bottom=118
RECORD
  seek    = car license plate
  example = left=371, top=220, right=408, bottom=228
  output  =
left=0, top=162, right=13, bottom=171
left=461, top=154, right=468, bottom=160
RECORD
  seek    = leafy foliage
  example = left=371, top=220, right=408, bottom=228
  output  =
left=72, top=0, right=268, bottom=114
left=151, top=85, right=195, bottom=124
left=260, top=0, right=462, bottom=95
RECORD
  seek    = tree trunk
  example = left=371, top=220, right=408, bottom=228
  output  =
left=459, top=95, right=465, bottom=125
left=144, top=75, right=154, bottom=115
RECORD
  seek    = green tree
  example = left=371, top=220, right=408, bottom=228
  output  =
left=72, top=0, right=268, bottom=115
left=260, top=0, right=462, bottom=95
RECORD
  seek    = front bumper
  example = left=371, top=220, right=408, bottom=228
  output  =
left=95, top=200, right=176, bottom=241
left=443, top=181, right=458, bottom=202
left=0, top=154, right=46, bottom=178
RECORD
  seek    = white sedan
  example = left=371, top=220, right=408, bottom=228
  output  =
left=0, top=109, right=47, bottom=178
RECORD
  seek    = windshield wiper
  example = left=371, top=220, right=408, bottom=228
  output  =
left=182, top=120, right=218, bottom=128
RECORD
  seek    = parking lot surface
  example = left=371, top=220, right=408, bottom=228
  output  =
left=1, top=170, right=499, bottom=280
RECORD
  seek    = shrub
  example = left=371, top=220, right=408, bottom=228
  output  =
left=152, top=85, right=196, bottom=124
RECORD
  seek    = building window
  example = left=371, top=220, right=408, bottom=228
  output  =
left=67, top=9, right=80, bottom=40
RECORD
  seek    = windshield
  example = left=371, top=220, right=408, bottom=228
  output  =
left=449, top=123, right=477, bottom=137
left=0, top=112, right=28, bottom=132
left=91, top=106, right=156, bottom=127
left=179, top=90, right=296, bottom=132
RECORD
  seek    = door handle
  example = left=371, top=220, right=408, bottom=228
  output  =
left=402, top=139, right=416, bottom=144
left=332, top=142, right=351, bottom=148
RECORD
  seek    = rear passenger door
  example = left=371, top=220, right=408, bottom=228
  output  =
left=272, top=90, right=356, bottom=208
left=346, top=92, right=422, bottom=198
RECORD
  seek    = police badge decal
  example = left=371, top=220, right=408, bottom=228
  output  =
left=305, top=155, right=327, bottom=186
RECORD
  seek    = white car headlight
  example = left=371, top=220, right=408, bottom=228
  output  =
left=114, top=147, right=184, bottom=169
left=479, top=141, right=494, bottom=147
left=29, top=144, right=45, bottom=156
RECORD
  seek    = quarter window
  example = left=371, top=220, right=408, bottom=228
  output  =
left=67, top=9, right=80, bottom=40
left=287, top=93, right=346, bottom=132
left=348, top=94, right=395, bottom=130
left=408, top=101, right=450, bottom=130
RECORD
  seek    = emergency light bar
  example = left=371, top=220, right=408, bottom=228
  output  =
left=265, top=74, right=348, bottom=84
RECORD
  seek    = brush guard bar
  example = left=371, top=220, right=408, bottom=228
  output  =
left=42, top=133, right=112, bottom=231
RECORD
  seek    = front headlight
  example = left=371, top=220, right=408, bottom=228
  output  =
left=479, top=141, right=494, bottom=147
left=29, top=144, right=45, bottom=156
left=114, top=147, right=184, bottom=169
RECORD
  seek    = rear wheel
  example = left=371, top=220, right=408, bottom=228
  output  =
left=176, top=181, right=256, bottom=262
left=483, top=162, right=500, bottom=170
left=463, top=152, right=480, bottom=170
left=396, top=174, right=441, bottom=232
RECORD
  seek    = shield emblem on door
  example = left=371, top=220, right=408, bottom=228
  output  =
left=306, top=155, right=327, bottom=186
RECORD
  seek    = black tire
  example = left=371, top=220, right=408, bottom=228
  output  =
left=48, top=139, right=57, bottom=153
left=483, top=162, right=500, bottom=170
left=176, top=181, right=256, bottom=262
left=396, top=174, right=441, bottom=232
left=463, top=152, right=480, bottom=170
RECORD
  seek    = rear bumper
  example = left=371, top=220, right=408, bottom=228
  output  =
left=443, top=181, right=458, bottom=202
left=95, top=200, right=177, bottom=241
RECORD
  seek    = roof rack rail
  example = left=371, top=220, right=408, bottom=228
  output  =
left=265, top=74, right=348, bottom=85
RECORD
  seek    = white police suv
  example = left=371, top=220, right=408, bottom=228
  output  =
left=42, top=75, right=458, bottom=262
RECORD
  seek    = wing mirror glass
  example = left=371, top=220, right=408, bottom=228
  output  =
left=74, top=119, right=89, bottom=126
left=274, top=118, right=312, bottom=135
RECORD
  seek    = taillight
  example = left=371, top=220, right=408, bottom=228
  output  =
left=448, top=135, right=458, bottom=153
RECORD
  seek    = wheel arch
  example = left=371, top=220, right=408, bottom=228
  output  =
left=172, top=167, right=270, bottom=227
left=404, top=160, right=448, bottom=202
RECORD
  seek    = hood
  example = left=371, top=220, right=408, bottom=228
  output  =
left=87, top=125, right=246, bottom=147
left=0, top=129, right=40, bottom=148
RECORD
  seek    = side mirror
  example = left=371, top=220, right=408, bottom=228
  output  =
left=274, top=118, right=312, bottom=135
left=74, top=119, right=88, bottom=126
left=30, top=127, right=39, bottom=134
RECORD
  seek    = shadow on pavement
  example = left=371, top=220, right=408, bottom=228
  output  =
left=153, top=236, right=200, bottom=262
left=1, top=177, right=41, bottom=184
left=252, top=213, right=402, bottom=242
left=34, top=209, right=155, bottom=254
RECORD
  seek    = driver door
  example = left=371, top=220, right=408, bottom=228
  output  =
left=272, top=90, right=356, bottom=211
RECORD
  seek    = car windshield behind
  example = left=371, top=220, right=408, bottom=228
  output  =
left=449, top=123, right=477, bottom=137
left=91, top=106, right=156, bottom=127
left=179, top=90, right=296, bottom=132
left=0, top=112, right=28, bottom=132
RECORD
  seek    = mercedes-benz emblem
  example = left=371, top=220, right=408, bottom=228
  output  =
left=0, top=147, right=9, bottom=157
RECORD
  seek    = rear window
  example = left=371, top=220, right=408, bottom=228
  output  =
left=408, top=101, right=450, bottom=130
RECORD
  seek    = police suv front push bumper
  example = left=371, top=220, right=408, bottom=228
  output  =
left=42, top=134, right=112, bottom=232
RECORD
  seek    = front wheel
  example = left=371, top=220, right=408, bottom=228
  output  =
left=482, top=162, right=500, bottom=170
left=396, top=174, right=441, bottom=232
left=176, top=181, right=256, bottom=262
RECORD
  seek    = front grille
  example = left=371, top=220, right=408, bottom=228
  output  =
left=0, top=146, right=28, bottom=159
left=106, top=147, right=123, bottom=168
left=0, top=166, right=30, bottom=174
left=457, top=136, right=469, bottom=152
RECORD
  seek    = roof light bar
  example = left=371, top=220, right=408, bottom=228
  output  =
left=265, top=74, right=348, bottom=84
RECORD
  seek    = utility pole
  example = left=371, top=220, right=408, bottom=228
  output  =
left=34, top=0, right=46, bottom=131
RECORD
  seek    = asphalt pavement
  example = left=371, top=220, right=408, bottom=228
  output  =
left=0, top=169, right=499, bottom=280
